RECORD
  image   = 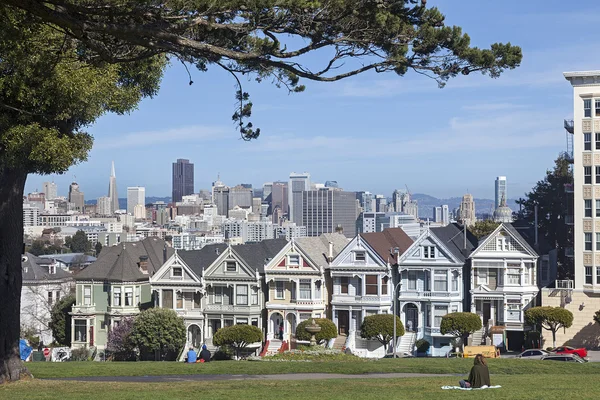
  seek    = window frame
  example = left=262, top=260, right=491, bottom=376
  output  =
left=113, top=286, right=122, bottom=307
left=585, top=133, right=592, bottom=151
left=172, top=266, right=183, bottom=278
left=433, top=270, right=448, bottom=292
left=433, top=305, right=448, bottom=328
left=407, top=271, right=417, bottom=290
left=83, top=285, right=92, bottom=306
left=299, top=279, right=311, bottom=300
left=226, top=261, right=237, bottom=272
left=595, top=99, right=600, bottom=117
left=585, top=266, right=593, bottom=285
left=288, top=254, right=300, bottom=267
left=596, top=267, right=600, bottom=285
left=585, top=233, right=593, bottom=251
left=214, top=286, right=223, bottom=304
left=275, top=281, right=285, bottom=299
left=585, top=199, right=593, bottom=217
left=585, top=166, right=592, bottom=184
left=477, top=268, right=488, bottom=285
left=423, top=246, right=435, bottom=259
left=584, top=99, right=592, bottom=118
left=236, top=285, right=248, bottom=305
left=595, top=132, right=600, bottom=150
left=340, top=277, right=349, bottom=294
left=124, top=287, right=133, bottom=307
left=354, top=251, right=366, bottom=262
left=365, top=275, right=379, bottom=295
left=74, top=319, right=87, bottom=342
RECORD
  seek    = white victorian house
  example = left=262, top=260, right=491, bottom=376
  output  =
left=468, top=223, right=539, bottom=351
left=397, top=223, right=478, bottom=357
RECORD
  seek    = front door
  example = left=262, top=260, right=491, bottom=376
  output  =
left=338, top=310, right=349, bottom=335
left=406, top=305, right=418, bottom=332
left=483, top=301, right=491, bottom=326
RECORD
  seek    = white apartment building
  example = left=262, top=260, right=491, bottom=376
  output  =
left=97, top=196, right=112, bottom=217
left=23, top=203, right=40, bottom=227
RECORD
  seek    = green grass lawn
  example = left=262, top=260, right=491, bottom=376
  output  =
left=1, top=374, right=597, bottom=400
left=26, top=357, right=600, bottom=378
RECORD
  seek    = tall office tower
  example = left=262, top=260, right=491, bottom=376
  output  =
left=289, top=172, right=310, bottom=223
left=495, top=176, right=507, bottom=210
left=458, top=194, right=476, bottom=227
left=228, top=185, right=253, bottom=209
left=252, top=197, right=262, bottom=215
left=213, top=185, right=230, bottom=216
left=108, top=161, right=119, bottom=214
left=68, top=182, right=85, bottom=212
left=374, top=194, right=387, bottom=212
left=433, top=206, right=442, bottom=223
left=127, top=187, right=146, bottom=215
left=172, top=158, right=195, bottom=203
left=270, top=181, right=288, bottom=222
left=97, top=196, right=112, bottom=217
left=356, top=191, right=374, bottom=213
left=441, top=205, right=450, bottom=226
left=263, top=182, right=273, bottom=202
left=297, top=189, right=358, bottom=238
left=392, top=189, right=403, bottom=214
left=43, top=181, right=58, bottom=200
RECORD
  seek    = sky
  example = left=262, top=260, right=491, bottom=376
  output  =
left=24, top=0, right=600, bottom=201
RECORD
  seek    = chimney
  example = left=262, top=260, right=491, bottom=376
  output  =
left=328, top=242, right=333, bottom=263
left=139, top=255, right=149, bottom=274
left=215, top=247, right=220, bottom=256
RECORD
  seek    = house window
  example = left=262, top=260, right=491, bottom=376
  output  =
left=83, top=286, right=91, bottom=306
left=596, top=99, right=600, bottom=116
left=113, top=287, right=121, bottom=306
left=172, top=267, right=183, bottom=277
left=226, top=261, right=237, bottom=272
left=251, top=286, right=259, bottom=305
left=425, top=304, right=431, bottom=328
left=585, top=133, right=592, bottom=150
left=214, top=287, right=223, bottom=304
left=162, top=289, right=173, bottom=308
left=365, top=275, right=378, bottom=295
left=585, top=266, right=593, bottom=285
left=585, top=233, right=593, bottom=251
left=452, top=272, right=459, bottom=292
left=236, top=318, right=248, bottom=325
left=434, top=305, right=448, bottom=327
left=381, top=276, right=388, bottom=295
left=74, top=320, right=87, bottom=342
left=300, top=313, right=312, bottom=321
left=176, top=291, right=183, bottom=308
left=355, top=252, right=366, bottom=262
left=47, top=291, right=53, bottom=305
left=275, top=281, right=284, bottom=299
left=315, top=282, right=322, bottom=299
left=584, top=99, right=592, bottom=118
left=408, top=271, right=417, bottom=290
left=135, top=286, right=140, bottom=306
left=477, top=269, right=488, bottom=285
left=194, top=292, right=202, bottom=308
left=251, top=318, right=258, bottom=327
left=586, top=200, right=593, bottom=217
left=507, top=268, right=521, bottom=285
left=506, top=301, right=521, bottom=321
left=496, top=237, right=507, bottom=251
left=236, top=285, right=248, bottom=305
left=340, top=277, right=349, bottom=294
left=585, top=166, right=592, bottom=184
left=423, top=246, right=435, bottom=259
left=434, top=270, right=448, bottom=291
left=125, top=287, right=133, bottom=306
left=288, top=254, right=300, bottom=266
left=298, top=280, right=311, bottom=300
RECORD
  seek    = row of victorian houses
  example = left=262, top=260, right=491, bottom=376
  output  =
left=61, top=221, right=552, bottom=358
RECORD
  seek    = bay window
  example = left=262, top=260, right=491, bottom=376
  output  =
left=236, top=285, right=248, bottom=305
left=434, top=306, right=448, bottom=327
left=125, top=287, right=133, bottom=306
left=299, top=280, right=311, bottom=300
left=74, top=320, right=87, bottom=342
left=113, top=287, right=121, bottom=306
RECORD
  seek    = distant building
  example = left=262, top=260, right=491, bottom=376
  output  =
left=172, top=159, right=194, bottom=203
left=495, top=176, right=507, bottom=210
left=68, top=182, right=84, bottom=212
left=374, top=195, right=387, bottom=213
left=270, top=181, right=288, bottom=222
left=229, top=185, right=253, bottom=209
left=434, top=205, right=449, bottom=226
left=97, top=196, right=112, bottom=217
left=263, top=182, right=273, bottom=202
left=325, top=181, right=339, bottom=189
left=43, top=181, right=58, bottom=200
left=296, top=189, right=358, bottom=238
left=458, top=194, right=476, bottom=227
left=127, top=187, right=146, bottom=215
left=356, top=191, right=374, bottom=213
left=213, top=185, right=230, bottom=217
left=493, top=194, right=513, bottom=223
left=108, top=161, right=119, bottom=214
left=289, top=172, right=310, bottom=223
left=23, top=203, right=40, bottom=227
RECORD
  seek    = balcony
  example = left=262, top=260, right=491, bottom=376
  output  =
left=564, top=119, right=574, bottom=134
left=564, top=215, right=574, bottom=225
left=555, top=280, right=574, bottom=290
left=564, top=183, right=574, bottom=193
left=204, top=304, right=260, bottom=313
left=399, top=291, right=460, bottom=300
left=424, top=327, right=452, bottom=336
left=331, top=294, right=392, bottom=304
left=291, top=299, right=324, bottom=306
left=71, top=304, right=96, bottom=315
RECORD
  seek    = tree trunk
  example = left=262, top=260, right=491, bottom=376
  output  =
left=551, top=329, right=556, bottom=348
left=0, top=167, right=30, bottom=383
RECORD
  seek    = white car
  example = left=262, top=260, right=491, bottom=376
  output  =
left=516, top=349, right=549, bottom=360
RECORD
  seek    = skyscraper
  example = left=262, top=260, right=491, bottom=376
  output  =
left=172, top=159, right=194, bottom=203
left=127, top=187, right=146, bottom=215
left=262, top=182, right=273, bottom=202
left=297, top=189, right=358, bottom=237
left=97, top=196, right=112, bottom=217
left=270, top=181, right=288, bottom=223
left=458, top=194, right=476, bottom=227
left=228, top=185, right=253, bottom=209
left=108, top=161, right=119, bottom=214
left=43, top=181, right=57, bottom=200
left=68, top=182, right=84, bottom=212
left=289, top=172, right=310, bottom=223
left=495, top=176, right=507, bottom=210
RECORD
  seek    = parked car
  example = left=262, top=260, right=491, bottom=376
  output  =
left=550, top=346, right=588, bottom=359
left=516, top=349, right=549, bottom=360
left=541, top=354, right=586, bottom=363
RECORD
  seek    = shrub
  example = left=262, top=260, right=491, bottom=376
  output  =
left=106, top=317, right=136, bottom=361
left=212, top=346, right=233, bottom=360
left=415, top=339, right=430, bottom=353
left=440, top=312, right=482, bottom=352
left=129, top=308, right=186, bottom=361
left=360, top=314, right=404, bottom=351
left=295, top=318, right=337, bottom=344
left=213, top=324, right=263, bottom=359
left=70, top=347, right=91, bottom=361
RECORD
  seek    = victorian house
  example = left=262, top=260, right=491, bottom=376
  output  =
left=397, top=223, right=478, bottom=357
left=71, top=237, right=172, bottom=352
left=468, top=223, right=539, bottom=351
left=329, top=228, right=412, bottom=339
left=264, top=233, right=348, bottom=342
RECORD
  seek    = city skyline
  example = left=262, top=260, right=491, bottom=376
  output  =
left=23, top=0, right=600, bottom=200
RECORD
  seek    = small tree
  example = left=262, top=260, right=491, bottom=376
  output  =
left=440, top=312, right=482, bottom=352
left=213, top=324, right=263, bottom=359
left=69, top=231, right=92, bottom=254
left=468, top=220, right=500, bottom=239
left=106, top=317, right=135, bottom=361
left=95, top=242, right=103, bottom=257
left=49, top=295, right=75, bottom=346
left=525, top=306, right=573, bottom=348
left=360, top=314, right=404, bottom=352
left=129, top=308, right=186, bottom=361
left=295, top=318, right=337, bottom=345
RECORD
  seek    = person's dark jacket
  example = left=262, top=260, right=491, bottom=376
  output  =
left=200, top=348, right=211, bottom=362
left=467, top=358, right=491, bottom=388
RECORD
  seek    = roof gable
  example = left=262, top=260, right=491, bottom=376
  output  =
left=150, top=252, right=201, bottom=284
left=471, top=223, right=538, bottom=258
left=360, top=228, right=414, bottom=263
left=399, top=227, right=465, bottom=265
left=330, top=235, right=387, bottom=268
left=295, top=233, right=348, bottom=267
left=203, top=246, right=257, bottom=280
left=264, top=241, right=320, bottom=273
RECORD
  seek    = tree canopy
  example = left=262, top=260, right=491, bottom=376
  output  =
left=128, top=308, right=186, bottom=360
left=295, top=318, right=337, bottom=344
left=66, top=230, right=92, bottom=253
left=213, top=324, right=263, bottom=359
left=525, top=306, right=573, bottom=348
left=439, top=312, right=481, bottom=351
left=48, top=295, right=75, bottom=347
left=468, top=220, right=500, bottom=240
left=360, top=314, right=404, bottom=350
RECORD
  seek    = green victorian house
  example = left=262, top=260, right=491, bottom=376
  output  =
left=71, top=237, right=173, bottom=352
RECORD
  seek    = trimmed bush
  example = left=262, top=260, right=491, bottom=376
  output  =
left=295, top=318, right=337, bottom=344
left=213, top=324, right=263, bottom=359
left=129, top=308, right=186, bottom=361
left=415, top=339, right=430, bottom=353
left=525, top=306, right=573, bottom=348
left=440, top=312, right=482, bottom=351
left=360, top=314, right=404, bottom=350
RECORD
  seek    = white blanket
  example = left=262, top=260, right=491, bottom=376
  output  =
left=441, top=385, right=502, bottom=390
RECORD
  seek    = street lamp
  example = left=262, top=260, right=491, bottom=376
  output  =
left=392, top=281, right=402, bottom=358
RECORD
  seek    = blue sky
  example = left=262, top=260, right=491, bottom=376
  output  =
left=25, top=0, right=600, bottom=200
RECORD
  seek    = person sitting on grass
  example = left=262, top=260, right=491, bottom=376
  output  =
left=186, top=347, right=197, bottom=364
left=459, top=354, right=491, bottom=389
left=199, top=344, right=211, bottom=363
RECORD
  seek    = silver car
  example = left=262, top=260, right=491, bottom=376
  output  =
left=516, top=349, right=549, bottom=360
left=541, top=353, right=586, bottom=363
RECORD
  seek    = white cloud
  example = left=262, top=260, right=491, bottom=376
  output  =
left=94, top=125, right=227, bottom=150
